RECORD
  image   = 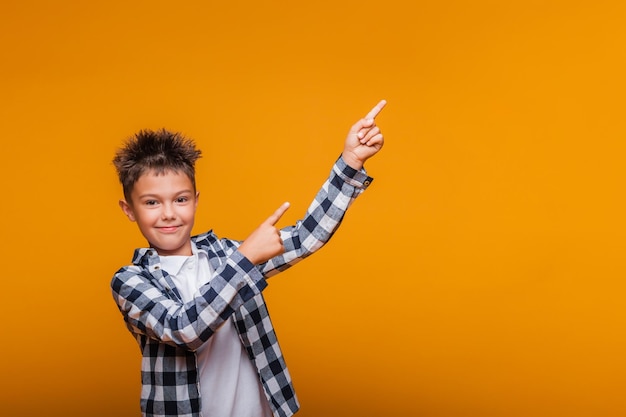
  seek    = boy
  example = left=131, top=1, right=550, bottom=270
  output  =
left=111, top=100, right=386, bottom=417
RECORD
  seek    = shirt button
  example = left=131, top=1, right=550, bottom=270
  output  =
left=364, top=180, right=371, bottom=186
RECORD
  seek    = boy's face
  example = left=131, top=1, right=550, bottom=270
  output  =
left=119, top=169, right=199, bottom=257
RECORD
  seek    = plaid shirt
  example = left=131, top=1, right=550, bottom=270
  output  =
left=111, top=157, right=373, bottom=417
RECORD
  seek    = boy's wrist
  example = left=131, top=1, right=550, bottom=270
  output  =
left=341, top=151, right=364, bottom=171
left=228, top=249, right=267, bottom=292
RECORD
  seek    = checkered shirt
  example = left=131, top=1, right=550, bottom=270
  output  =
left=111, top=157, right=373, bottom=417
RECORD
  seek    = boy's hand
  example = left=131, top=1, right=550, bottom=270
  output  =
left=342, top=100, right=387, bottom=170
left=238, top=202, right=290, bottom=265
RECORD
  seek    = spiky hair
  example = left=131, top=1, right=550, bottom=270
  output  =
left=112, top=128, right=202, bottom=201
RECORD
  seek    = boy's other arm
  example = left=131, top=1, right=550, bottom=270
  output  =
left=111, top=251, right=266, bottom=351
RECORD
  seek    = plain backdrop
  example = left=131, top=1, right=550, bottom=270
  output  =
left=1, top=1, right=625, bottom=416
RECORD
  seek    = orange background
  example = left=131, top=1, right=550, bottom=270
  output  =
left=1, top=1, right=625, bottom=416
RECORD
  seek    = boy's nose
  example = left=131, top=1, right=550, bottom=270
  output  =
left=161, top=204, right=176, bottom=220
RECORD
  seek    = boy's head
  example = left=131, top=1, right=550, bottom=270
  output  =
left=113, top=129, right=203, bottom=256
left=113, top=129, right=202, bottom=201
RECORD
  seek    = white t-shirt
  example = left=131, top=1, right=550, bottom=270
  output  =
left=160, top=245, right=273, bottom=417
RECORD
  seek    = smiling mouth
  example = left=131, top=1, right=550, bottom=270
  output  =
left=158, top=226, right=180, bottom=233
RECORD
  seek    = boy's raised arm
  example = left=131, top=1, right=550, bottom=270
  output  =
left=237, top=100, right=387, bottom=267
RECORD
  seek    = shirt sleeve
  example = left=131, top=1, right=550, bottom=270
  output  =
left=260, top=155, right=373, bottom=276
left=110, top=249, right=267, bottom=351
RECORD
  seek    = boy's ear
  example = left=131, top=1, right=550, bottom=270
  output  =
left=119, top=199, right=136, bottom=222
left=195, top=191, right=200, bottom=208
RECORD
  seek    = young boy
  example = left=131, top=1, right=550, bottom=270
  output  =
left=111, top=100, right=386, bottom=417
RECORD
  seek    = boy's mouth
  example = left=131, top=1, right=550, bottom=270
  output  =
left=157, top=226, right=180, bottom=233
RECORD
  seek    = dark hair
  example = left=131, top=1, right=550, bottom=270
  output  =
left=112, top=129, right=202, bottom=201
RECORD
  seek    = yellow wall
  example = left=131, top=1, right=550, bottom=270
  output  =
left=1, top=1, right=625, bottom=416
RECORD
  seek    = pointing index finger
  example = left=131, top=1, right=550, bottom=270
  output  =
left=365, top=99, right=387, bottom=120
left=265, top=202, right=290, bottom=226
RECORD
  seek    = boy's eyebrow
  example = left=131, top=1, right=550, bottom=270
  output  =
left=136, top=189, right=195, bottom=199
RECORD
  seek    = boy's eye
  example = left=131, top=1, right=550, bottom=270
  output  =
left=176, top=196, right=189, bottom=203
left=145, top=200, right=159, bottom=206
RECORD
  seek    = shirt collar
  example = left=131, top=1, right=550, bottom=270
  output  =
left=132, top=241, right=208, bottom=269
